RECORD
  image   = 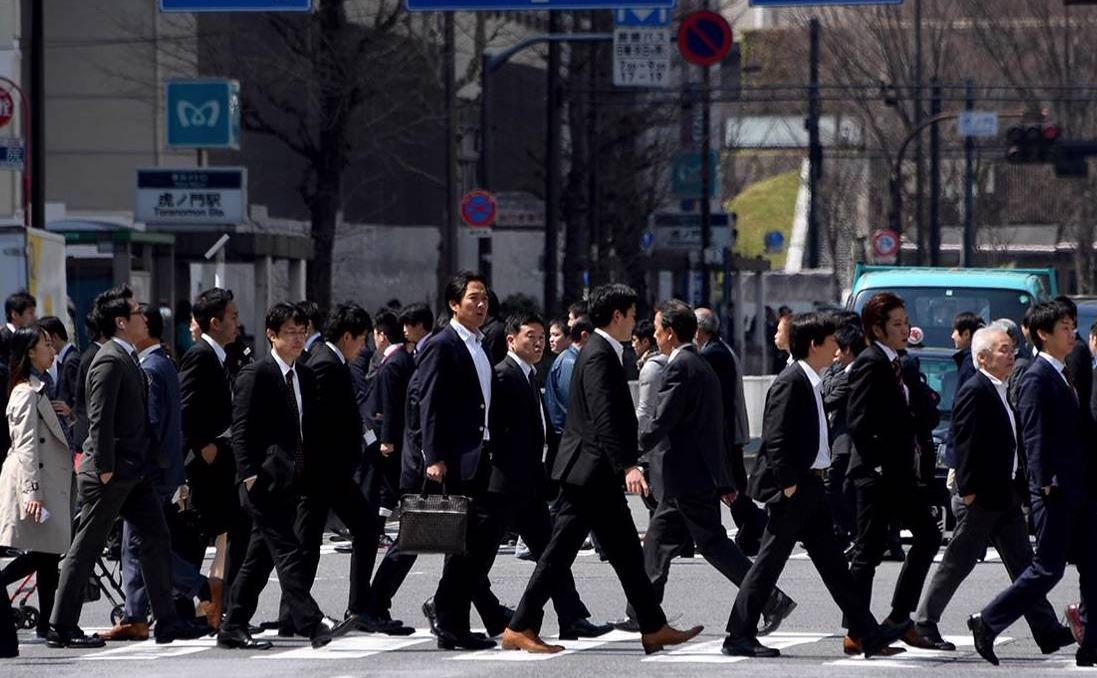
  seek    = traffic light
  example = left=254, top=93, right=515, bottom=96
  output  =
left=1005, top=122, right=1059, bottom=163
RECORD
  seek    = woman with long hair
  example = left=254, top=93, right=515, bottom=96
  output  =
left=0, top=325, right=74, bottom=656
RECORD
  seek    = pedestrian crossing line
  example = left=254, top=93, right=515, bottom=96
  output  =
left=642, top=632, right=834, bottom=664
left=787, top=548, right=1003, bottom=563
left=251, top=629, right=435, bottom=660
left=79, top=637, right=218, bottom=660
left=452, top=629, right=642, bottom=661
left=824, top=635, right=1014, bottom=668
left=1040, top=657, right=1097, bottom=671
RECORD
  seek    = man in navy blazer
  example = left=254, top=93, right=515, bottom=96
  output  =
left=971, top=302, right=1097, bottom=667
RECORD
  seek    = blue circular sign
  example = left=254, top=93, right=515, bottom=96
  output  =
left=677, top=11, right=733, bottom=67
left=764, top=230, right=785, bottom=254
left=460, top=189, right=496, bottom=228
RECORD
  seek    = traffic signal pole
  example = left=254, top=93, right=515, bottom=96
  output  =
left=962, top=80, right=975, bottom=267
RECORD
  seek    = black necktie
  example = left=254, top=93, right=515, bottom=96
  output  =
left=285, top=369, right=305, bottom=478
left=40, top=370, right=55, bottom=399
left=1063, top=367, right=1078, bottom=401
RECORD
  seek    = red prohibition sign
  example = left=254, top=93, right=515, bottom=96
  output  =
left=678, top=10, right=733, bottom=67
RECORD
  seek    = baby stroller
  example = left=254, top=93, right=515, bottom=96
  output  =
left=5, top=548, right=127, bottom=631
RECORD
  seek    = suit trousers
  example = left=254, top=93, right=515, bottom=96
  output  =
left=277, top=475, right=381, bottom=628
left=824, top=452, right=856, bottom=538
left=639, top=491, right=754, bottom=611
left=187, top=440, right=251, bottom=592
left=726, top=477, right=877, bottom=639
left=981, top=494, right=1097, bottom=651
left=484, top=492, right=590, bottom=625
left=510, top=476, right=668, bottom=634
left=916, top=497, right=1061, bottom=642
left=222, top=483, right=323, bottom=633
left=726, top=444, right=767, bottom=550
left=52, top=472, right=178, bottom=631
left=121, top=509, right=206, bottom=622
left=848, top=475, right=942, bottom=622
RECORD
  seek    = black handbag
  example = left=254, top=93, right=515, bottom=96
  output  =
left=396, top=481, right=469, bottom=555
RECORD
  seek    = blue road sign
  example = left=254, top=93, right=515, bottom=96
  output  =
left=166, top=80, right=241, bottom=149
left=764, top=230, right=785, bottom=254
left=160, top=0, right=311, bottom=10
left=671, top=151, right=718, bottom=197
left=407, top=0, right=673, bottom=10
left=614, top=8, right=671, bottom=26
left=749, top=0, right=899, bottom=6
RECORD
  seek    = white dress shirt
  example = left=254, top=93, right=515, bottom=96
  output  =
left=271, top=350, right=303, bottom=431
left=875, top=341, right=909, bottom=402
left=979, top=368, right=1019, bottom=474
left=451, top=318, right=492, bottom=441
left=324, top=341, right=347, bottom=365
left=798, top=360, right=831, bottom=470
left=1038, top=352, right=1071, bottom=388
left=508, top=350, right=546, bottom=438
left=201, top=333, right=227, bottom=366
left=112, top=336, right=139, bottom=362
left=594, top=328, right=625, bottom=365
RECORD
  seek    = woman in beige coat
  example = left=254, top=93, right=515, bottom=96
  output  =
left=0, top=325, right=74, bottom=653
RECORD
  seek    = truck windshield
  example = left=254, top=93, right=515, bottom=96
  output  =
left=851, top=287, right=1033, bottom=348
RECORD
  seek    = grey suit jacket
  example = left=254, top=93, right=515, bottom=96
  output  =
left=81, top=339, right=164, bottom=478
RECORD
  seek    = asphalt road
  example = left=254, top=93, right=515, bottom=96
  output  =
left=3, top=496, right=1088, bottom=677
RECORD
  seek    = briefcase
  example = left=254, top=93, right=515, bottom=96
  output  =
left=397, top=483, right=469, bottom=555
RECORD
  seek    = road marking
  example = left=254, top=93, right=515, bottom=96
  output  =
left=825, top=635, right=1014, bottom=668
left=80, top=637, right=218, bottom=660
left=642, top=632, right=833, bottom=664
left=252, top=630, right=435, bottom=659
left=452, top=629, right=641, bottom=661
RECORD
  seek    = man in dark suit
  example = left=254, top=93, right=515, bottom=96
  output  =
left=363, top=308, right=414, bottom=518
left=503, top=284, right=703, bottom=655
left=72, top=311, right=103, bottom=455
left=1057, top=296, right=1095, bottom=437
left=950, top=312, right=984, bottom=391
left=49, top=285, right=204, bottom=648
left=635, top=300, right=795, bottom=635
left=179, top=287, right=248, bottom=622
left=217, top=303, right=350, bottom=651
left=970, top=302, right=1097, bottom=667
left=846, top=292, right=942, bottom=651
left=694, top=306, right=767, bottom=557
left=915, top=325, right=1074, bottom=653
left=298, top=299, right=325, bottom=362
left=486, top=313, right=610, bottom=640
left=276, top=303, right=402, bottom=636
left=722, top=313, right=909, bottom=658
left=1, top=291, right=37, bottom=456
left=821, top=317, right=864, bottom=545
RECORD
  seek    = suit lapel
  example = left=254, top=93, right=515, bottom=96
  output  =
left=34, top=385, right=68, bottom=444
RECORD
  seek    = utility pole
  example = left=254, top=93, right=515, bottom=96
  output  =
left=30, top=0, right=43, bottom=231
left=929, top=79, right=941, bottom=266
left=477, top=52, right=493, bottom=282
left=544, top=12, right=562, bottom=317
left=439, top=13, right=458, bottom=303
left=806, top=18, right=821, bottom=269
left=699, top=36, right=713, bottom=305
left=962, top=80, right=976, bottom=267
left=912, top=0, right=924, bottom=264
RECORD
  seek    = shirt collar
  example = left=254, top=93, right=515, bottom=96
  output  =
left=4, top=322, right=14, bottom=333
left=57, top=343, right=74, bottom=361
left=383, top=343, right=402, bottom=359
left=668, top=343, right=692, bottom=364
left=979, top=368, right=1006, bottom=387
left=508, top=350, right=534, bottom=378
left=201, top=333, right=227, bottom=366
left=797, top=360, right=823, bottom=388
left=138, top=343, right=161, bottom=362
left=875, top=341, right=900, bottom=363
left=112, top=336, right=138, bottom=357
left=324, top=341, right=347, bottom=365
left=271, top=349, right=296, bottom=377
left=1038, top=351, right=1065, bottom=373
left=594, top=328, right=624, bottom=364
left=305, top=332, right=321, bottom=349
left=450, top=317, right=483, bottom=344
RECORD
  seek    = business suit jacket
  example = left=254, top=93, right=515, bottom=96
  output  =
left=847, top=343, right=919, bottom=480
left=416, top=324, right=490, bottom=480
left=553, top=332, right=639, bottom=486
left=749, top=362, right=825, bottom=505
left=640, top=344, right=733, bottom=500
left=231, top=355, right=317, bottom=493
left=305, top=342, right=365, bottom=485
left=821, top=363, right=854, bottom=458
left=56, top=344, right=81, bottom=409
left=365, top=347, right=415, bottom=453
left=699, top=339, right=745, bottom=489
left=1066, top=336, right=1093, bottom=434
left=487, top=356, right=557, bottom=497
left=82, top=339, right=164, bottom=478
left=141, top=346, right=185, bottom=496
left=72, top=342, right=101, bottom=451
left=179, top=338, right=233, bottom=465
left=1016, top=355, right=1090, bottom=506
left=952, top=371, right=1023, bottom=510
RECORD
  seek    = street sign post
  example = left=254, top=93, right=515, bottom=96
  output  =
left=0, top=137, right=24, bottom=170
left=613, top=10, right=671, bottom=88
left=166, top=80, right=241, bottom=149
left=136, top=168, right=247, bottom=225
left=957, top=111, right=999, bottom=138
left=677, top=10, right=732, bottom=67
left=160, top=0, right=311, bottom=10
left=407, top=0, right=673, bottom=8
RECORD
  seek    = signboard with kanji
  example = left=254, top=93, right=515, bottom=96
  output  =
left=613, top=25, right=671, bottom=87
left=136, top=168, right=247, bottom=225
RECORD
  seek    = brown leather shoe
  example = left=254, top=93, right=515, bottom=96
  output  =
left=897, top=624, right=938, bottom=650
left=640, top=624, right=704, bottom=655
left=205, top=577, right=224, bottom=631
left=99, top=621, right=150, bottom=641
left=501, top=628, right=565, bottom=654
left=843, top=635, right=905, bottom=656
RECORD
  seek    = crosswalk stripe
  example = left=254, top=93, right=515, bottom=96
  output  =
left=824, top=635, right=1014, bottom=668
left=251, top=630, right=435, bottom=659
left=452, top=629, right=641, bottom=661
left=80, top=637, right=218, bottom=660
left=642, top=632, right=834, bottom=664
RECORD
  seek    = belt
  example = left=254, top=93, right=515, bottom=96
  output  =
left=809, top=468, right=828, bottom=479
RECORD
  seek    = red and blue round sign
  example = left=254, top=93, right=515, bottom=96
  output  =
left=871, top=229, right=900, bottom=258
left=460, top=189, right=497, bottom=228
left=678, top=10, right=733, bottom=67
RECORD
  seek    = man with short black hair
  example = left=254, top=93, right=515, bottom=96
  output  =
left=298, top=300, right=325, bottom=359
left=1, top=290, right=36, bottom=363
left=363, top=308, right=411, bottom=517
left=399, top=303, right=434, bottom=356
left=952, top=311, right=985, bottom=391
left=503, top=284, right=703, bottom=655
left=722, top=313, right=909, bottom=659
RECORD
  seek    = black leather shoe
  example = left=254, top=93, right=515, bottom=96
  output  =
left=349, top=612, right=413, bottom=636
left=217, top=625, right=273, bottom=650
left=258, top=620, right=281, bottom=631
left=1038, top=625, right=1077, bottom=654
left=422, top=598, right=438, bottom=633
left=758, top=590, right=797, bottom=637
left=968, top=614, right=999, bottom=666
left=558, top=618, right=613, bottom=640
left=310, top=616, right=354, bottom=649
left=914, top=622, right=956, bottom=651
left=46, top=627, right=106, bottom=649
left=484, top=605, right=515, bottom=638
left=154, top=618, right=211, bottom=644
left=1078, top=647, right=1097, bottom=667
left=436, top=628, right=497, bottom=650
left=610, top=616, right=642, bottom=633
left=861, top=619, right=911, bottom=658
left=276, top=626, right=298, bottom=638
left=721, top=635, right=780, bottom=658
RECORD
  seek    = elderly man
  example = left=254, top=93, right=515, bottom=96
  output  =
left=914, top=327, right=1075, bottom=653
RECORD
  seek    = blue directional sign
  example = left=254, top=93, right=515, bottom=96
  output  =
left=160, top=0, right=311, bottom=10
left=166, top=80, right=241, bottom=149
left=614, top=8, right=672, bottom=26
left=749, top=0, right=899, bottom=6
left=407, top=0, right=673, bottom=10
